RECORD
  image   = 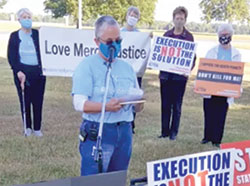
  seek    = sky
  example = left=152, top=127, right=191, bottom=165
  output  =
left=2, top=0, right=203, bottom=23
left=154, top=0, right=202, bottom=22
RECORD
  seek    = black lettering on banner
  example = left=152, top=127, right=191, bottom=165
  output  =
left=83, top=47, right=89, bottom=56
left=45, top=40, right=51, bottom=54
left=141, top=49, right=146, bottom=59
left=119, top=46, right=147, bottom=60
left=74, top=43, right=98, bottom=57
left=45, top=40, right=71, bottom=56
left=74, top=43, right=83, bottom=56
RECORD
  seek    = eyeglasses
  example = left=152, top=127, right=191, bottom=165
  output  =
left=98, top=37, right=122, bottom=45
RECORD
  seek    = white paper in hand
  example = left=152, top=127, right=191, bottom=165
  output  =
left=120, top=88, right=144, bottom=102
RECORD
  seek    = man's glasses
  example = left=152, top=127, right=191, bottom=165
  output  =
left=99, top=37, right=122, bottom=45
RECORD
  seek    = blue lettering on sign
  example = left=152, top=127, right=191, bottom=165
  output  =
left=154, top=163, right=161, bottom=181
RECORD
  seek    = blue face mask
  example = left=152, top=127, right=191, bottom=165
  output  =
left=99, top=41, right=121, bottom=59
left=20, top=19, right=32, bottom=29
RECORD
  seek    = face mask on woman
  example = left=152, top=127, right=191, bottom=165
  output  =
left=20, top=19, right=32, bottom=29
left=219, top=35, right=231, bottom=45
left=127, top=16, right=138, bottom=27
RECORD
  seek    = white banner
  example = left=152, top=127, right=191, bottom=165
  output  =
left=39, top=26, right=151, bottom=77
left=147, top=149, right=236, bottom=186
left=147, top=36, right=197, bottom=76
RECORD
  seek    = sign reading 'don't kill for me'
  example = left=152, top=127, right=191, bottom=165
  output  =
left=147, top=149, right=236, bottom=186
left=194, top=58, right=245, bottom=98
left=147, top=36, right=197, bottom=76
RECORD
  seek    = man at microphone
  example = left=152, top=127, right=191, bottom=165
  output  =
left=72, top=15, right=144, bottom=176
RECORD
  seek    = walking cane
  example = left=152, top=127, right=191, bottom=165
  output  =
left=21, top=86, right=27, bottom=136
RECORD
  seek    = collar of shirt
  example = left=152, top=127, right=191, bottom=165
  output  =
left=168, top=27, right=187, bottom=38
left=164, top=27, right=194, bottom=42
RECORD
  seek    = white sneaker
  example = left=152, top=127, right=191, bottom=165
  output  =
left=25, top=128, right=32, bottom=136
left=34, top=130, right=43, bottom=137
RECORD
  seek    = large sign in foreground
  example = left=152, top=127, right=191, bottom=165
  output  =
left=147, top=149, right=236, bottom=186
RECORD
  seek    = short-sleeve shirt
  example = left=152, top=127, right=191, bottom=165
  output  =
left=72, top=54, right=138, bottom=123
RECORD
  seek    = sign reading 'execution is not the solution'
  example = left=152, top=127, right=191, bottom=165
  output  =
left=147, top=149, right=236, bottom=186
left=147, top=36, right=197, bottom=76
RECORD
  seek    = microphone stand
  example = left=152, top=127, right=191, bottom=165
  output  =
left=92, top=46, right=115, bottom=173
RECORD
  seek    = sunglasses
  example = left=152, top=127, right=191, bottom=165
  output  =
left=99, top=37, right=122, bottom=45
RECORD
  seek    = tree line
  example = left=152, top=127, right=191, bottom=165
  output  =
left=1, top=0, right=250, bottom=34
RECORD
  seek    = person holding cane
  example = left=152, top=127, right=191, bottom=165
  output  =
left=72, top=15, right=144, bottom=176
left=7, top=8, right=46, bottom=137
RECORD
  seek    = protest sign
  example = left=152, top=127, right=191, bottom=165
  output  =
left=39, top=27, right=151, bottom=77
left=194, top=58, right=244, bottom=97
left=221, top=140, right=250, bottom=186
left=147, top=36, right=197, bottom=75
left=147, top=149, right=236, bottom=186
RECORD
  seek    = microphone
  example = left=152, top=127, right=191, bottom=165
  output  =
left=108, top=45, right=115, bottom=63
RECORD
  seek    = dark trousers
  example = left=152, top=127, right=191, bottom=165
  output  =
left=14, top=65, right=46, bottom=131
left=203, top=96, right=228, bottom=144
left=131, top=77, right=142, bottom=132
left=160, top=79, right=187, bottom=137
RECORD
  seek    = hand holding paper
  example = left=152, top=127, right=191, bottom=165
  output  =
left=119, top=88, right=144, bottom=103
left=119, top=88, right=145, bottom=112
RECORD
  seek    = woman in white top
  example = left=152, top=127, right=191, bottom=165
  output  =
left=200, top=23, right=241, bottom=147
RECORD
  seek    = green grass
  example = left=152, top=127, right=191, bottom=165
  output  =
left=0, top=55, right=250, bottom=185
left=1, top=21, right=250, bottom=185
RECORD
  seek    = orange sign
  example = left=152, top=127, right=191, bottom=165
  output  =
left=194, top=58, right=244, bottom=98
left=221, top=140, right=250, bottom=186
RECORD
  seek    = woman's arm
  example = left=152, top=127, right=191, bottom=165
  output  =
left=7, top=32, right=21, bottom=73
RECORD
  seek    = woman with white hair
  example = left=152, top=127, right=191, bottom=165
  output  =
left=200, top=23, right=241, bottom=147
left=121, top=6, right=141, bottom=134
left=121, top=6, right=140, bottom=32
left=7, top=8, right=46, bottom=137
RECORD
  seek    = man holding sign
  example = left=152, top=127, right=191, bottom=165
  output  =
left=199, top=24, right=242, bottom=147
left=158, top=7, right=196, bottom=140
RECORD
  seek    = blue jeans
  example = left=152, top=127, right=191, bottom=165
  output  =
left=79, top=120, right=133, bottom=176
